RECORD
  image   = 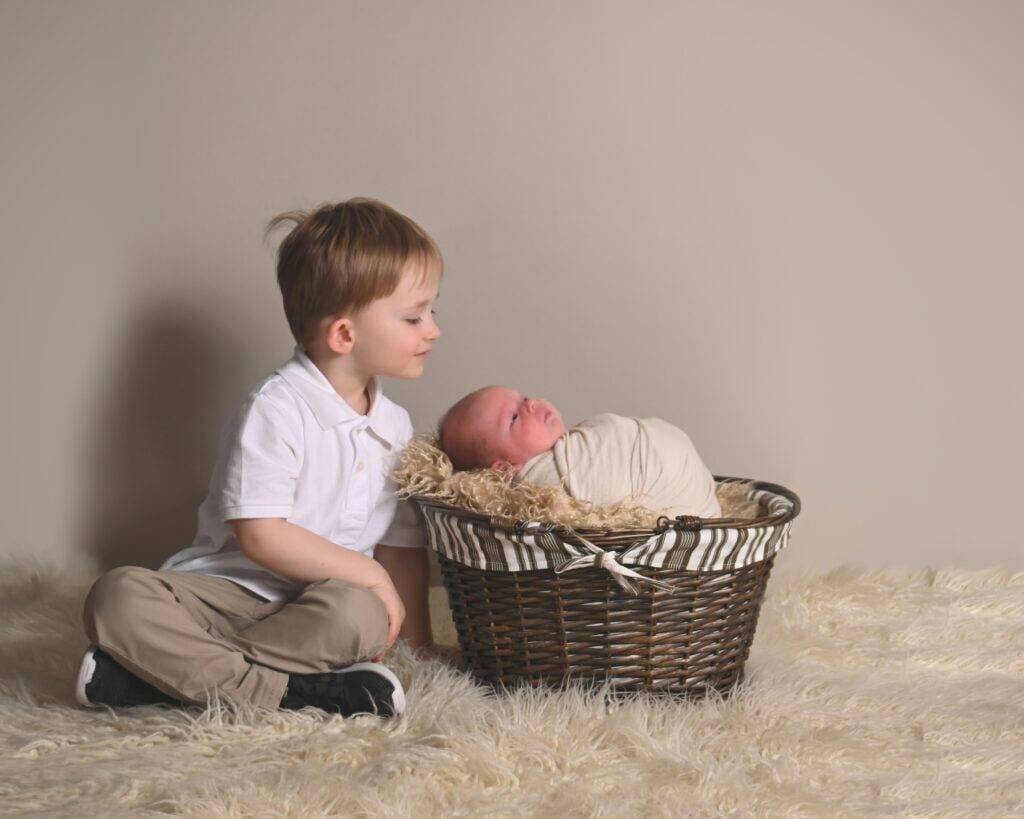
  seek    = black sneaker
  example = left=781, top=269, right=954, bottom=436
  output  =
left=280, top=662, right=406, bottom=718
left=76, top=646, right=177, bottom=708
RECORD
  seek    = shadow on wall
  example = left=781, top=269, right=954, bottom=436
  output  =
left=84, top=298, right=244, bottom=572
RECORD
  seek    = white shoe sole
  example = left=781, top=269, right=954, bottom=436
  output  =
left=75, top=647, right=98, bottom=707
left=336, top=662, right=406, bottom=716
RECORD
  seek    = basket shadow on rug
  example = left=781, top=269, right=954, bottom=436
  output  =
left=412, top=477, right=800, bottom=700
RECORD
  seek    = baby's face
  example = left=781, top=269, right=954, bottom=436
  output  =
left=455, top=386, right=566, bottom=470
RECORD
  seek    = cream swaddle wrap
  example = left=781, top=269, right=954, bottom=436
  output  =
left=516, top=413, right=721, bottom=519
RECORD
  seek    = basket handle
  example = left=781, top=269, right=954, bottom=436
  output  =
left=656, top=515, right=704, bottom=532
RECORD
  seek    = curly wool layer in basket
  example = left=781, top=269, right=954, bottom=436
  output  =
left=393, top=436, right=762, bottom=528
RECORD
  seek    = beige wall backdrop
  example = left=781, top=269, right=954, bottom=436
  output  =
left=2, top=1, right=1021, bottom=579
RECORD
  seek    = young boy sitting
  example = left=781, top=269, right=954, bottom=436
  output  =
left=76, top=197, right=442, bottom=718
left=437, top=386, right=721, bottom=519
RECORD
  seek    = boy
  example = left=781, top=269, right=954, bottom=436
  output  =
left=76, top=198, right=442, bottom=718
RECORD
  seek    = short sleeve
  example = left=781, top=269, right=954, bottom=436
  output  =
left=219, top=394, right=303, bottom=522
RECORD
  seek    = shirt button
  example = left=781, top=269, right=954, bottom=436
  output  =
left=356, top=461, right=365, bottom=472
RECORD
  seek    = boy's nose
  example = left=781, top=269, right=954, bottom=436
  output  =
left=524, top=398, right=538, bottom=414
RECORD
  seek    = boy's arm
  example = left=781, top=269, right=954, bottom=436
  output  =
left=373, top=544, right=432, bottom=650
left=375, top=545, right=462, bottom=667
left=234, top=519, right=408, bottom=654
left=231, top=518, right=391, bottom=590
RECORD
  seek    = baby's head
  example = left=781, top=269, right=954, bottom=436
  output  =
left=438, top=386, right=567, bottom=471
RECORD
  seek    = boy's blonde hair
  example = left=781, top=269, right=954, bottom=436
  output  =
left=266, top=197, right=443, bottom=347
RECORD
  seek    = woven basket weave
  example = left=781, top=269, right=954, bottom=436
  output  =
left=412, top=477, right=800, bottom=699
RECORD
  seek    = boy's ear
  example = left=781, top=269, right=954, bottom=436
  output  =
left=490, top=459, right=520, bottom=473
left=324, top=315, right=356, bottom=355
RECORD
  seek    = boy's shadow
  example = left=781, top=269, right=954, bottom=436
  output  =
left=85, top=299, right=245, bottom=572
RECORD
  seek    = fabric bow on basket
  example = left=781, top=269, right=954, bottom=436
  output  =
left=517, top=521, right=679, bottom=596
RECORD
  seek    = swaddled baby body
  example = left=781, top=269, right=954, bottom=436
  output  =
left=438, top=386, right=721, bottom=519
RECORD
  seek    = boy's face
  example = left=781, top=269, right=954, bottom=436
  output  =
left=349, top=262, right=441, bottom=380
left=459, top=386, right=566, bottom=470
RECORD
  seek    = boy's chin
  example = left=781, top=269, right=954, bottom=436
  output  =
left=389, top=360, right=428, bottom=379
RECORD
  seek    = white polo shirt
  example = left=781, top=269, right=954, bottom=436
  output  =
left=160, top=345, right=425, bottom=602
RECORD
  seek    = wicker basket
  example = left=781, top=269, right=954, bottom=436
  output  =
left=412, top=477, right=800, bottom=700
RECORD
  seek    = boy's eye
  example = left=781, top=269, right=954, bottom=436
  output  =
left=511, top=413, right=518, bottom=427
left=405, top=309, right=437, bottom=325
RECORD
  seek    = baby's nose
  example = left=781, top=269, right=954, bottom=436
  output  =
left=524, top=398, right=538, bottom=413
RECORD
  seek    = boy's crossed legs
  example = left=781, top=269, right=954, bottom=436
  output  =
left=79, top=567, right=400, bottom=715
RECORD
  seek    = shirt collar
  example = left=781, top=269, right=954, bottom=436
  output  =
left=276, top=345, right=397, bottom=447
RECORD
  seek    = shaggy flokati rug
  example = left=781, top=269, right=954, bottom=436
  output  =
left=1, top=560, right=1022, bottom=817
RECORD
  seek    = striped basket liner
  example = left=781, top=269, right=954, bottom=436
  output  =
left=414, top=477, right=798, bottom=576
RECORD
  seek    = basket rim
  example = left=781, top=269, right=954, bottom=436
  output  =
left=408, top=474, right=801, bottom=537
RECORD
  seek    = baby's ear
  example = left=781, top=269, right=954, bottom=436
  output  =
left=490, top=459, right=513, bottom=473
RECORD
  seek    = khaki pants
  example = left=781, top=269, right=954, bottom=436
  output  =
left=82, top=567, right=390, bottom=710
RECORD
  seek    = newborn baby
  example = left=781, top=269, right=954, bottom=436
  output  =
left=438, top=386, right=721, bottom=519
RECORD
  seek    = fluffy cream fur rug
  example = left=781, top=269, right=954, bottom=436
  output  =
left=1, top=560, right=1022, bottom=817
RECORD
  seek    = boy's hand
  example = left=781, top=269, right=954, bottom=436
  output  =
left=368, top=576, right=406, bottom=661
